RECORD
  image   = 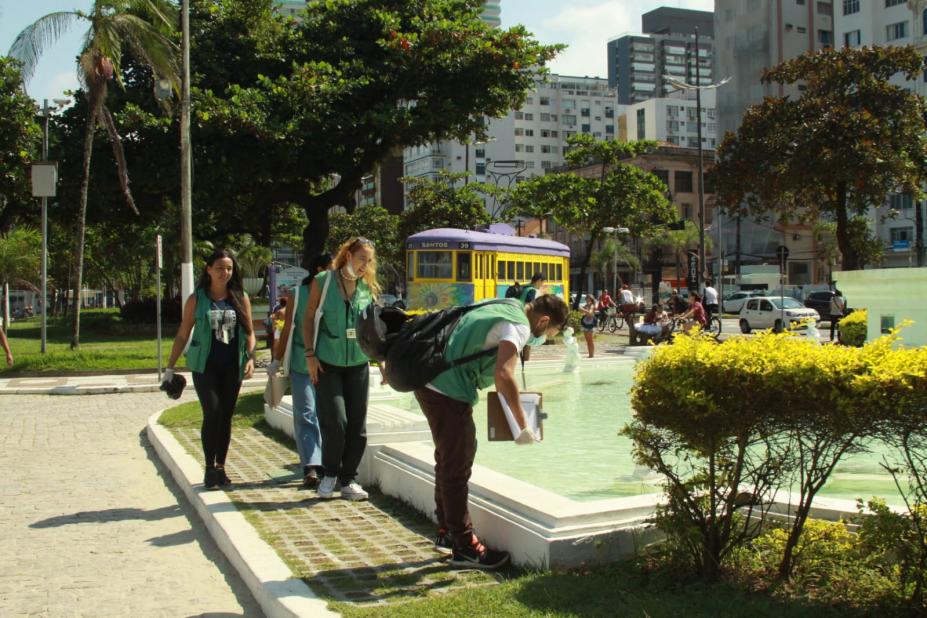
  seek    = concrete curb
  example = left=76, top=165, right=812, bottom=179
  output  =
left=146, top=410, right=338, bottom=618
left=0, top=376, right=267, bottom=396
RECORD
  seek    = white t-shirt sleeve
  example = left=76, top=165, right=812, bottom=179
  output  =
left=483, top=321, right=530, bottom=353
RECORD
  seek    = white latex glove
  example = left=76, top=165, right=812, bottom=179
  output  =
left=161, top=367, right=174, bottom=385
left=267, top=359, right=281, bottom=376
left=514, top=426, right=538, bottom=445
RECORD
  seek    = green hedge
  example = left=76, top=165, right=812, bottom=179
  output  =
left=623, top=329, right=927, bottom=593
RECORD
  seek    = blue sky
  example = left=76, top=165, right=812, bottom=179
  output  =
left=1, top=0, right=713, bottom=104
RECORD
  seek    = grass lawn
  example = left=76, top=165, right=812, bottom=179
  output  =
left=1, top=309, right=179, bottom=375
left=159, top=390, right=267, bottom=429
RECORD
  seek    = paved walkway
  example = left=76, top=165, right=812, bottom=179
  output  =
left=0, top=372, right=268, bottom=396
left=168, top=423, right=500, bottom=608
left=0, top=391, right=263, bottom=617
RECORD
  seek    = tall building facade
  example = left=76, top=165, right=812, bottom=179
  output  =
left=621, top=91, right=717, bottom=149
left=607, top=8, right=714, bottom=105
left=402, top=75, right=619, bottom=211
left=273, top=0, right=305, bottom=18
left=713, top=1, right=834, bottom=282
left=481, top=1, right=502, bottom=28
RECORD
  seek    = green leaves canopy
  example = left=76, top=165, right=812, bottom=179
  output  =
left=0, top=58, right=41, bottom=231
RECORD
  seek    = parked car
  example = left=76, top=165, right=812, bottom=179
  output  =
left=739, top=296, right=819, bottom=333
left=376, top=294, right=406, bottom=310
left=722, top=290, right=766, bottom=314
left=804, top=291, right=837, bottom=322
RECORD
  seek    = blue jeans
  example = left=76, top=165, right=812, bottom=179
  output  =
left=290, top=370, right=322, bottom=470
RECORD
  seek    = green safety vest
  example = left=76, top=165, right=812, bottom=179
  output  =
left=289, top=283, right=310, bottom=375
left=430, top=299, right=530, bottom=405
left=185, top=288, right=250, bottom=381
left=314, top=270, right=372, bottom=367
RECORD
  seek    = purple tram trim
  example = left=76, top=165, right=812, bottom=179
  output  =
left=406, top=228, right=570, bottom=257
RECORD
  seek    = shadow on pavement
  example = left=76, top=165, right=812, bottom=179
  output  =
left=30, top=504, right=182, bottom=528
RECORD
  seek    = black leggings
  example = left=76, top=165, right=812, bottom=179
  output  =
left=192, top=356, right=241, bottom=468
left=316, top=361, right=369, bottom=484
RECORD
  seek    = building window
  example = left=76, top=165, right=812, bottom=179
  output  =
left=474, top=148, right=485, bottom=158
left=581, top=124, right=591, bottom=133
left=551, top=130, right=559, bottom=137
left=885, top=0, right=905, bottom=6
left=889, top=193, right=914, bottom=210
left=819, top=30, right=832, bottom=46
left=881, top=315, right=894, bottom=334
left=525, top=129, right=534, bottom=137
left=653, top=169, right=670, bottom=189
left=475, top=162, right=486, bottom=175
left=526, top=97, right=534, bottom=104
left=605, top=108, right=614, bottom=118
left=526, top=161, right=535, bottom=169
left=541, top=160, right=552, bottom=170
left=539, top=96, right=550, bottom=105
left=540, top=113, right=551, bottom=122
left=605, top=125, right=615, bottom=134
left=843, top=0, right=859, bottom=14
left=580, top=108, right=591, bottom=117
left=515, top=144, right=523, bottom=152
left=524, top=113, right=534, bottom=121
left=886, top=21, right=908, bottom=41
left=797, top=26, right=807, bottom=33
left=563, top=114, right=577, bottom=125
left=636, top=108, right=646, bottom=137
left=541, top=144, right=552, bottom=153
left=514, top=111, right=523, bottom=120
left=675, top=170, right=694, bottom=193
left=890, top=227, right=914, bottom=242
left=797, top=0, right=805, bottom=4
left=417, top=251, right=453, bottom=279
left=817, top=1, right=832, bottom=13
left=525, top=145, right=535, bottom=153
left=844, top=29, right=861, bottom=46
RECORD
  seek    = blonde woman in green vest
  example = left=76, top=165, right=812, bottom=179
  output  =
left=269, top=253, right=332, bottom=489
left=302, top=237, right=377, bottom=501
left=164, top=249, right=256, bottom=489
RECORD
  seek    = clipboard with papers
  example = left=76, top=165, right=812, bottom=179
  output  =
left=487, top=391, right=545, bottom=441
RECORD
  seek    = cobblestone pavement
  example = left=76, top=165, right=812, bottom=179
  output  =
left=0, top=392, right=263, bottom=617
left=171, top=425, right=500, bottom=608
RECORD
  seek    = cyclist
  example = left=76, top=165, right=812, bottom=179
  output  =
left=703, top=280, right=719, bottom=325
left=677, top=292, right=708, bottom=333
left=596, top=289, right=616, bottom=325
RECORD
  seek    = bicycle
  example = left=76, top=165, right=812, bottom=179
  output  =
left=597, top=306, right=623, bottom=333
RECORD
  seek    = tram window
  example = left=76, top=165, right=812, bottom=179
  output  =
left=556, top=263, right=563, bottom=281
left=541, top=263, right=549, bottom=281
left=417, top=251, right=453, bottom=279
left=515, top=261, right=523, bottom=281
left=507, top=261, right=515, bottom=280
left=407, top=252, right=415, bottom=281
left=532, top=263, right=542, bottom=279
left=457, top=253, right=471, bottom=281
left=498, top=259, right=506, bottom=280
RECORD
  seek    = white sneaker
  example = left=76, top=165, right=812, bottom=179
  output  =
left=340, top=481, right=369, bottom=501
left=318, top=476, right=338, bottom=499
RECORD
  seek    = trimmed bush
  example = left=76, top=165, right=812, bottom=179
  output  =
left=839, top=309, right=867, bottom=346
left=623, top=330, right=927, bottom=584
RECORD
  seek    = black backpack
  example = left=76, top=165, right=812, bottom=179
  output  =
left=357, top=299, right=513, bottom=392
left=505, top=282, right=524, bottom=299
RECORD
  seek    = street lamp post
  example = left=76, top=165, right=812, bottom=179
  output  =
left=34, top=98, right=70, bottom=353
left=664, top=32, right=731, bottom=293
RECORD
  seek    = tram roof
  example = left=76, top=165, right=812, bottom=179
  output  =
left=406, top=228, right=570, bottom=257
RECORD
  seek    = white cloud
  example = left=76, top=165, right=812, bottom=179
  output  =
left=514, top=0, right=715, bottom=79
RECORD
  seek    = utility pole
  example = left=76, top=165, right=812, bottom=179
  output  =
left=180, top=0, right=194, bottom=302
left=41, top=100, right=50, bottom=353
left=694, top=27, right=706, bottom=292
left=917, top=200, right=925, bottom=267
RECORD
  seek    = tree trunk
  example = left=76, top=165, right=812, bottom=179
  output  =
left=575, top=234, right=598, bottom=307
left=71, top=93, right=102, bottom=349
left=834, top=183, right=860, bottom=271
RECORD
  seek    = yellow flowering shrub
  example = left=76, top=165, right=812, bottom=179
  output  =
left=839, top=309, right=868, bottom=347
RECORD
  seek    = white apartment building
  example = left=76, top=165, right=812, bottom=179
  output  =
left=622, top=90, right=717, bottom=149
left=402, top=75, right=620, bottom=211
left=273, top=0, right=305, bottom=18
left=834, top=0, right=926, bottom=267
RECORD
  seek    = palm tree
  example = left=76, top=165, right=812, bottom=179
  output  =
left=592, top=237, right=640, bottom=293
left=648, top=221, right=712, bottom=287
left=9, top=0, right=178, bottom=348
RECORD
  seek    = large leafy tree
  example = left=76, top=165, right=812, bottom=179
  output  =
left=398, top=171, right=495, bottom=241
left=199, top=0, right=561, bottom=267
left=0, top=58, right=41, bottom=232
left=714, top=45, right=927, bottom=271
left=327, top=204, right=402, bottom=288
left=509, top=134, right=676, bottom=299
left=9, top=0, right=179, bottom=347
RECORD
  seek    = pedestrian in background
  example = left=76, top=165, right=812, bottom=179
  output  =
left=829, top=289, right=847, bottom=343
left=579, top=294, right=597, bottom=357
left=303, top=238, right=377, bottom=501
left=269, top=253, right=333, bottom=489
left=164, top=249, right=256, bottom=489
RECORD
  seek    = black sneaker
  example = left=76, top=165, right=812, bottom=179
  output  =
left=434, top=530, right=453, bottom=555
left=215, top=466, right=232, bottom=487
left=450, top=539, right=510, bottom=570
left=301, top=467, right=319, bottom=490
left=203, top=467, right=219, bottom=489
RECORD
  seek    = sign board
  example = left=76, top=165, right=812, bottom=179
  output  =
left=686, top=250, right=699, bottom=291
left=275, top=265, right=309, bottom=292
left=156, top=235, right=162, bottom=269
left=31, top=162, right=58, bottom=197
left=776, top=245, right=790, bottom=273
left=893, top=239, right=910, bottom=252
